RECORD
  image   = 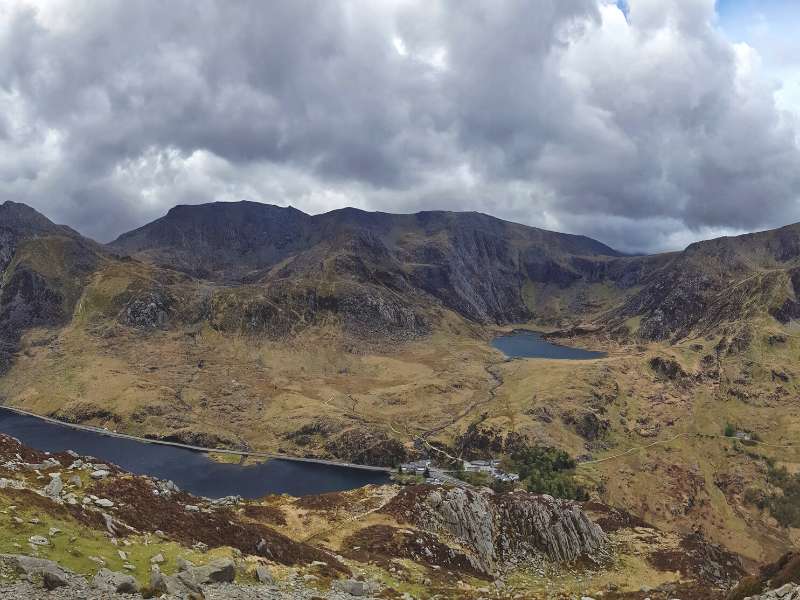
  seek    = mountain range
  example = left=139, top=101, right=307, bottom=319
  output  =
left=2, top=198, right=800, bottom=364
left=2, top=198, right=800, bottom=576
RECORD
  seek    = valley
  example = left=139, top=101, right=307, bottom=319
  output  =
left=1, top=199, right=799, bottom=597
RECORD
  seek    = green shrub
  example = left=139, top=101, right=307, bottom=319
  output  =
left=508, top=446, right=587, bottom=501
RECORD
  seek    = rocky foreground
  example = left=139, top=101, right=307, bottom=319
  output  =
left=0, top=433, right=789, bottom=599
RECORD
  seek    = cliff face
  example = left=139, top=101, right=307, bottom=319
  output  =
left=109, top=201, right=624, bottom=327
left=386, top=485, right=607, bottom=575
left=0, top=203, right=102, bottom=374
left=607, top=223, right=800, bottom=341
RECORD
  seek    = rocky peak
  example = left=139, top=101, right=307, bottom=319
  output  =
left=0, top=201, right=73, bottom=238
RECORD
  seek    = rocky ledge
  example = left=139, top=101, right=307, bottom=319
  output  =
left=383, top=485, right=608, bottom=575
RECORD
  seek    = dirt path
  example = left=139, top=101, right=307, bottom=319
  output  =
left=577, top=431, right=798, bottom=467
left=419, top=361, right=505, bottom=440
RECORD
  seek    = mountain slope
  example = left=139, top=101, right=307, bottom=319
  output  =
left=110, top=201, right=628, bottom=325
left=0, top=202, right=104, bottom=374
left=606, top=223, right=800, bottom=341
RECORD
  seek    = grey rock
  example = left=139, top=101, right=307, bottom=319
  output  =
left=41, top=569, right=69, bottom=590
left=120, top=292, right=171, bottom=329
left=413, top=487, right=607, bottom=574
left=176, top=557, right=195, bottom=572
left=193, top=557, right=236, bottom=584
left=0, top=554, right=71, bottom=590
left=743, top=583, right=800, bottom=600
left=255, top=565, right=273, bottom=584
left=28, top=536, right=49, bottom=546
left=90, top=470, right=110, bottom=479
left=149, top=564, right=202, bottom=597
left=333, top=578, right=380, bottom=597
left=92, top=568, right=139, bottom=594
left=43, top=474, right=63, bottom=498
left=148, top=565, right=173, bottom=595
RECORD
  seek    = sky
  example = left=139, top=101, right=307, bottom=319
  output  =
left=1, top=0, right=799, bottom=253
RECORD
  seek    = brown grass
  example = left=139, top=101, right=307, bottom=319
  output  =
left=90, top=476, right=347, bottom=573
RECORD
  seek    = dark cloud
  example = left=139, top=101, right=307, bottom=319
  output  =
left=0, top=0, right=798, bottom=252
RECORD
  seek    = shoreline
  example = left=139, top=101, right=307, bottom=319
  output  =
left=0, top=404, right=392, bottom=473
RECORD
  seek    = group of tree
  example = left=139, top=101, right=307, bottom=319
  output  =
left=453, top=443, right=588, bottom=500
left=504, top=445, right=588, bottom=500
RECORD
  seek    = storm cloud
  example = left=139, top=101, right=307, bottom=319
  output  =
left=1, top=0, right=799, bottom=252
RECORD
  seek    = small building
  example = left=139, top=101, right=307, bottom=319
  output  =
left=400, top=460, right=431, bottom=476
left=468, top=460, right=495, bottom=473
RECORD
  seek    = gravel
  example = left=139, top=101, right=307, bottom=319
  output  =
left=0, top=578, right=385, bottom=599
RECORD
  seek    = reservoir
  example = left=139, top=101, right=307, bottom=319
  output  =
left=492, top=330, right=607, bottom=360
left=0, top=408, right=389, bottom=499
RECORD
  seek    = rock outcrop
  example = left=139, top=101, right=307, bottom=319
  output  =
left=743, top=584, right=800, bottom=600
left=0, top=554, right=71, bottom=590
left=388, top=486, right=607, bottom=575
left=119, top=291, right=171, bottom=329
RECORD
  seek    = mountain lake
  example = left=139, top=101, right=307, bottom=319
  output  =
left=0, top=408, right=389, bottom=499
left=491, top=330, right=607, bottom=360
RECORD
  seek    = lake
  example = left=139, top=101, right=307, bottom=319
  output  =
left=0, top=408, right=389, bottom=499
left=491, top=330, right=607, bottom=360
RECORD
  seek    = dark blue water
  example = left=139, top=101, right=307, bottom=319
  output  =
left=0, top=409, right=388, bottom=499
left=491, top=330, right=607, bottom=360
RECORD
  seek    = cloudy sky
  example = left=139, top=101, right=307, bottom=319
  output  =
left=1, top=0, right=799, bottom=253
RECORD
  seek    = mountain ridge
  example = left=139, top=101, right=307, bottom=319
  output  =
left=6, top=199, right=800, bottom=342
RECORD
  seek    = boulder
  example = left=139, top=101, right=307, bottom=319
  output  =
left=43, top=474, right=63, bottom=498
left=334, top=578, right=380, bottom=597
left=149, top=565, right=177, bottom=596
left=42, top=569, right=69, bottom=590
left=175, top=570, right=204, bottom=593
left=255, top=565, right=273, bottom=584
left=176, top=557, right=194, bottom=572
left=120, top=291, right=171, bottom=329
left=149, top=564, right=203, bottom=596
left=92, top=568, right=139, bottom=594
left=193, top=557, right=235, bottom=584
left=0, top=554, right=71, bottom=589
left=28, top=536, right=49, bottom=546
